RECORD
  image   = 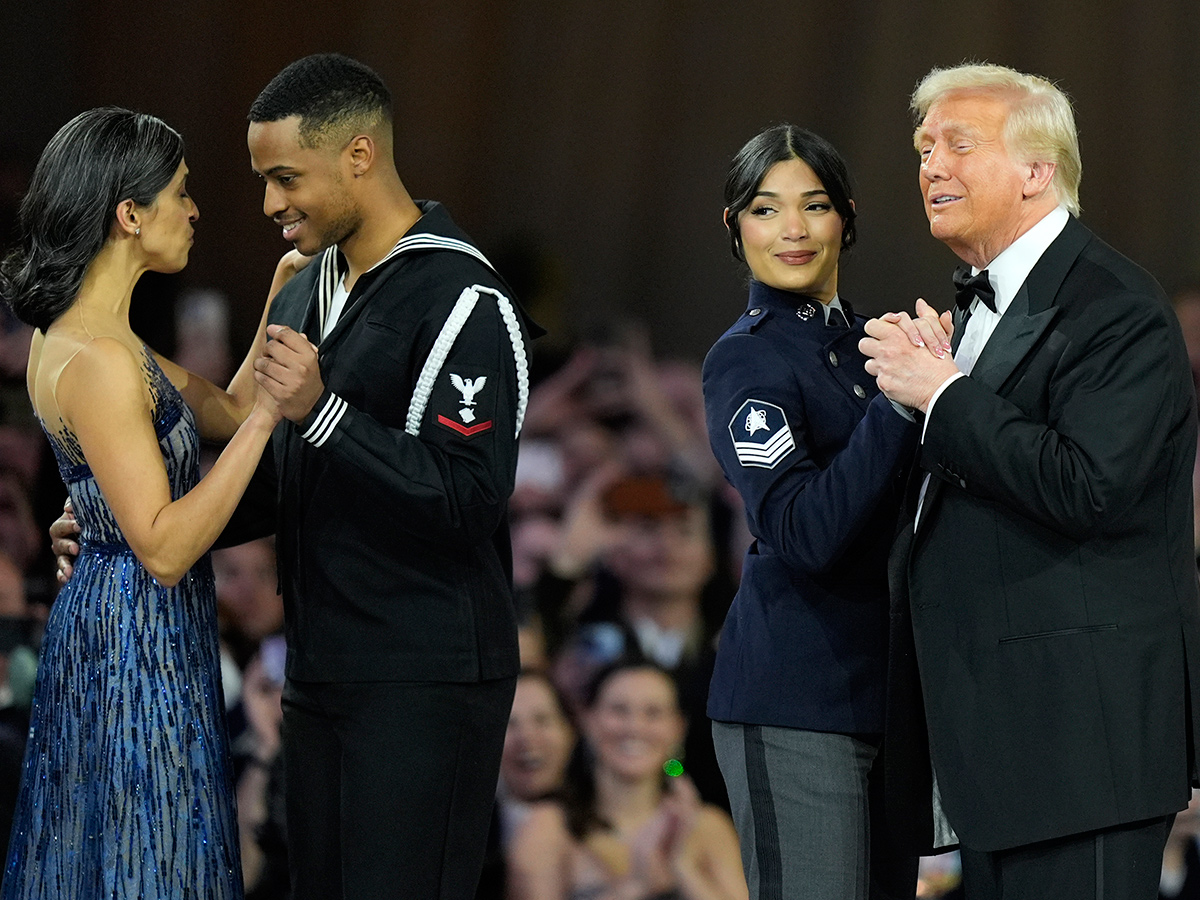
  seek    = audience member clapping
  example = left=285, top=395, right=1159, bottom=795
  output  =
left=508, top=661, right=746, bottom=900
left=477, top=670, right=579, bottom=899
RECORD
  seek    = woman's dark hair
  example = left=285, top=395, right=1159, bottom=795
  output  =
left=0, top=107, right=184, bottom=332
left=723, top=124, right=857, bottom=262
left=517, top=668, right=577, bottom=736
left=564, top=658, right=682, bottom=839
left=582, top=658, right=679, bottom=710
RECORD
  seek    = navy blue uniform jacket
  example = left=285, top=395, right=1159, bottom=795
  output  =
left=703, top=280, right=918, bottom=732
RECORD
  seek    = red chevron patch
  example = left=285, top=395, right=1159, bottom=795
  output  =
left=437, top=415, right=494, bottom=437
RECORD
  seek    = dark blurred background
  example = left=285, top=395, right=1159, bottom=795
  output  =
left=2, top=0, right=1198, bottom=360
left=2, top=8, right=1200, bottom=894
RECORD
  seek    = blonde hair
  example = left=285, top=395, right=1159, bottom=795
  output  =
left=911, top=63, right=1081, bottom=215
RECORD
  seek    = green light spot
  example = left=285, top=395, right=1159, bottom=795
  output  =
left=663, top=758, right=684, bottom=777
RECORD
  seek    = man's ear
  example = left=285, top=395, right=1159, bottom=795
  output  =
left=346, top=134, right=375, bottom=177
left=1023, top=160, right=1057, bottom=200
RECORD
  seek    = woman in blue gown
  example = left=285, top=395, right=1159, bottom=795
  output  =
left=0, top=108, right=293, bottom=898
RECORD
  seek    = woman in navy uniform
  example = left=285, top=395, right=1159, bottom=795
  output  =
left=703, top=125, right=942, bottom=900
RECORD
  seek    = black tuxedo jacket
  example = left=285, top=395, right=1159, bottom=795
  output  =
left=887, top=215, right=1200, bottom=853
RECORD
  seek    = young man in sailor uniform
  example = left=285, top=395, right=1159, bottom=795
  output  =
left=242, top=53, right=538, bottom=899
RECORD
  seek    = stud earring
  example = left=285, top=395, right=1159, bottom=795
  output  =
left=135, top=228, right=140, bottom=236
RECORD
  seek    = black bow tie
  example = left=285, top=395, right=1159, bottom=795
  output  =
left=953, top=266, right=997, bottom=313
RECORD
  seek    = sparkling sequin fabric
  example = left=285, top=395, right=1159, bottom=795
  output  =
left=2, top=351, right=243, bottom=899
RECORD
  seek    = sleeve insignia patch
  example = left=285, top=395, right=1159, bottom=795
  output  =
left=728, top=399, right=795, bottom=468
left=438, top=414, right=493, bottom=437
left=437, top=372, right=493, bottom=437
left=449, top=373, right=487, bottom=422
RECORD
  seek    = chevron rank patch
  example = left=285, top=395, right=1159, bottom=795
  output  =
left=436, top=370, right=495, bottom=438
left=729, top=399, right=795, bottom=468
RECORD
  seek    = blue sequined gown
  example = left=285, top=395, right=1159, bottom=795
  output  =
left=2, top=351, right=243, bottom=899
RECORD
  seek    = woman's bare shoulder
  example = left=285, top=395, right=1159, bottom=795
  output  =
left=43, top=335, right=148, bottom=426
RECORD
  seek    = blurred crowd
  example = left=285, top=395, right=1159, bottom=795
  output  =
left=4, top=261, right=1200, bottom=897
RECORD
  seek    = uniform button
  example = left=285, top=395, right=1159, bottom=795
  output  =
left=853, top=384, right=866, bottom=398
left=828, top=351, right=839, bottom=366
left=748, top=308, right=762, bottom=317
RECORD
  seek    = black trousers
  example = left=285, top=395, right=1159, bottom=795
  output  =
left=958, top=814, right=1174, bottom=900
left=281, top=676, right=517, bottom=900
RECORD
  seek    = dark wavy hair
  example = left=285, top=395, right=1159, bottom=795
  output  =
left=723, top=124, right=857, bottom=263
left=0, top=108, right=184, bottom=332
left=248, top=53, right=391, bottom=148
left=565, top=659, right=682, bottom=839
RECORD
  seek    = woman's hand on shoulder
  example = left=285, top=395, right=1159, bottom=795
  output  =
left=279, top=248, right=313, bottom=275
left=267, top=249, right=314, bottom=303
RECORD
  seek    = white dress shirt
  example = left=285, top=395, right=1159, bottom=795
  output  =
left=924, top=205, right=1070, bottom=423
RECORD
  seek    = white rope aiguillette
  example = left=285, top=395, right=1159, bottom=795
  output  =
left=405, top=285, right=529, bottom=439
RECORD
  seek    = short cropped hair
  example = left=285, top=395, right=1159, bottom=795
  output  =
left=248, top=53, right=392, bottom=149
left=911, top=63, right=1082, bottom=215
left=0, top=108, right=183, bottom=331
left=723, top=124, right=857, bottom=263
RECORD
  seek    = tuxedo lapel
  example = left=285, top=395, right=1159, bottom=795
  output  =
left=1024, top=214, right=1091, bottom=315
left=965, top=285, right=1055, bottom=393
left=966, top=216, right=1091, bottom=394
left=915, top=473, right=944, bottom=540
left=950, top=306, right=969, bottom=354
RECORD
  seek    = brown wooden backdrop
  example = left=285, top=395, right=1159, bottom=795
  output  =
left=3, top=0, right=1199, bottom=362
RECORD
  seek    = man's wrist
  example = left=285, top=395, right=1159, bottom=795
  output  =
left=919, top=372, right=966, bottom=439
left=297, top=389, right=346, bottom=446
